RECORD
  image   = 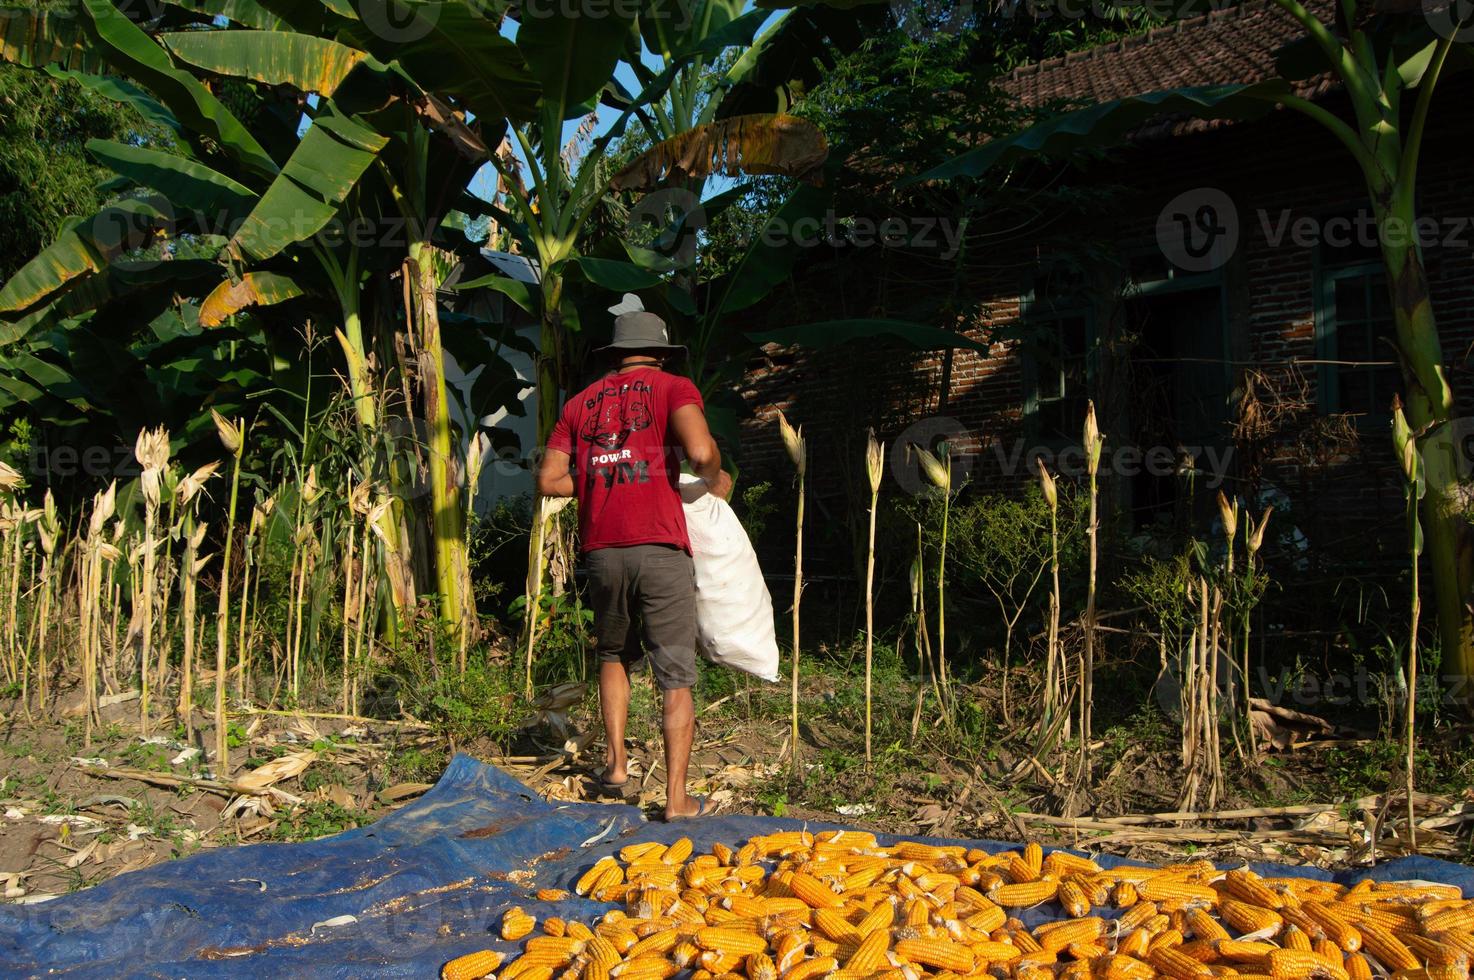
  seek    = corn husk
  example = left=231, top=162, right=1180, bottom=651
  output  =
left=211, top=410, right=243, bottom=455
left=134, top=427, right=170, bottom=510
left=1392, top=398, right=1420, bottom=484
left=0, top=460, right=22, bottom=490
left=1216, top=490, right=1238, bottom=541
left=776, top=409, right=806, bottom=476
left=234, top=750, right=318, bottom=793
left=301, top=465, right=322, bottom=504
left=1246, top=506, right=1274, bottom=555
left=1083, top=401, right=1104, bottom=476
left=911, top=445, right=950, bottom=492
left=177, top=461, right=221, bottom=506
left=865, top=430, right=884, bottom=495
left=89, top=482, right=118, bottom=536
left=1036, top=457, right=1057, bottom=511
left=349, top=480, right=373, bottom=516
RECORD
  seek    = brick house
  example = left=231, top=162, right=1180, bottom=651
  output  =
left=737, top=1, right=1474, bottom=579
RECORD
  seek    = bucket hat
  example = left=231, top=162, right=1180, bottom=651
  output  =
left=594, top=293, right=686, bottom=358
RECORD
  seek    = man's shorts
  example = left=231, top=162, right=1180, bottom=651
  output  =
left=585, top=544, right=697, bottom=691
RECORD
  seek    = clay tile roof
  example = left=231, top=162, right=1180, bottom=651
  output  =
left=998, top=0, right=1339, bottom=137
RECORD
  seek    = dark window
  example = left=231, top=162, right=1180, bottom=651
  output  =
left=1024, top=263, right=1092, bottom=443
left=1320, top=265, right=1399, bottom=421
left=1034, top=314, right=1090, bottom=443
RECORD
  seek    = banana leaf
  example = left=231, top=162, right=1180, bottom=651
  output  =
left=161, top=28, right=367, bottom=95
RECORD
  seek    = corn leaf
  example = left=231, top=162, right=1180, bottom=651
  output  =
left=199, top=272, right=306, bottom=326
left=86, top=140, right=256, bottom=219
left=228, top=113, right=388, bottom=261
left=161, top=29, right=367, bottom=96
left=0, top=4, right=105, bottom=71
left=77, top=0, right=280, bottom=178
left=342, top=2, right=540, bottom=125
left=0, top=199, right=174, bottom=315
left=610, top=113, right=828, bottom=191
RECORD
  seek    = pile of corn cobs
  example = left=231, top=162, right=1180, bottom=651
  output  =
left=441, top=830, right=1471, bottom=980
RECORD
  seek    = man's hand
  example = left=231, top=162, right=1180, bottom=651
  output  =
left=708, top=469, right=734, bottom=501
left=536, top=447, right=576, bottom=498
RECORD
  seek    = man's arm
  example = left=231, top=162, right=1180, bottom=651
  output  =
left=536, top=447, right=576, bottom=498
left=672, top=403, right=733, bottom=500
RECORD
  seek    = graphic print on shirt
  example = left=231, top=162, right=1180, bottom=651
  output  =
left=579, top=378, right=655, bottom=489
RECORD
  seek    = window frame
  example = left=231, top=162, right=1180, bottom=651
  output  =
left=1020, top=270, right=1096, bottom=445
left=1313, top=257, right=1397, bottom=423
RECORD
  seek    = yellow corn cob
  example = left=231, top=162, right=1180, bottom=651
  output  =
left=1265, top=948, right=1350, bottom=980
left=1059, top=960, right=1094, bottom=980
left=775, top=932, right=808, bottom=972
left=537, top=887, right=571, bottom=901
left=1096, top=954, right=1156, bottom=980
left=781, top=956, right=838, bottom=980
left=1024, top=842, right=1044, bottom=876
left=1375, top=884, right=1462, bottom=903
left=622, top=842, right=668, bottom=864
left=894, top=938, right=976, bottom=973
left=1138, top=879, right=1220, bottom=905
left=1431, top=932, right=1474, bottom=960
left=1301, top=903, right=1362, bottom=953
left=1188, top=908, right=1231, bottom=943
left=1315, top=938, right=1344, bottom=963
left=700, top=951, right=745, bottom=974
left=1176, top=940, right=1219, bottom=963
left=895, top=842, right=965, bottom=862
left=542, top=917, right=567, bottom=937
left=674, top=941, right=705, bottom=967
left=970, top=940, right=1022, bottom=963
left=503, top=907, right=537, bottom=941
left=856, top=902, right=896, bottom=937
left=1283, top=927, right=1314, bottom=952
left=1058, top=879, right=1090, bottom=918
left=842, top=865, right=883, bottom=892
left=1046, top=851, right=1104, bottom=877
left=1149, top=929, right=1186, bottom=954
left=1008, top=856, right=1040, bottom=884
left=1345, top=953, right=1373, bottom=980
left=813, top=909, right=860, bottom=943
left=1222, top=870, right=1285, bottom=910
left=1010, top=928, right=1044, bottom=955
left=1115, top=881, right=1141, bottom=909
left=1118, top=929, right=1152, bottom=959
left=1211, top=938, right=1272, bottom=959
left=1038, top=918, right=1105, bottom=952
left=1423, top=908, right=1474, bottom=936
left=568, top=921, right=595, bottom=941
left=612, top=957, right=680, bottom=980
left=809, top=936, right=839, bottom=958
left=577, top=858, right=620, bottom=896
left=512, top=967, right=554, bottom=980
left=600, top=928, right=639, bottom=954
left=902, top=899, right=929, bottom=929
left=442, top=949, right=505, bottom=980
left=697, top=929, right=769, bottom=956
left=1221, top=900, right=1285, bottom=938
left=789, top=873, right=843, bottom=910
left=663, top=838, right=694, bottom=866
left=992, top=881, right=1059, bottom=907
left=1397, top=931, right=1468, bottom=960
left=1359, top=922, right=1421, bottom=972
left=1151, top=946, right=1215, bottom=979
left=747, top=952, right=778, bottom=980
left=628, top=928, right=682, bottom=959
left=525, top=937, right=585, bottom=960
left=845, top=928, right=890, bottom=973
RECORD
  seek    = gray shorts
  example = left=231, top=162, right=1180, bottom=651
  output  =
left=585, top=544, right=697, bottom=691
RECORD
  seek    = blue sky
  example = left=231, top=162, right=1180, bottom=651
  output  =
left=468, top=3, right=777, bottom=208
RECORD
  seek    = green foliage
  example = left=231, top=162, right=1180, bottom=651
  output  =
left=735, top=479, right=777, bottom=544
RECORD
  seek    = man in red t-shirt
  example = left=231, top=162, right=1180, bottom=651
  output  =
left=537, top=299, right=731, bottom=821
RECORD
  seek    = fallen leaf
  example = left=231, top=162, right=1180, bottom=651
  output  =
left=235, top=750, right=318, bottom=793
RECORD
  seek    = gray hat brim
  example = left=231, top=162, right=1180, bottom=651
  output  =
left=593, top=338, right=688, bottom=357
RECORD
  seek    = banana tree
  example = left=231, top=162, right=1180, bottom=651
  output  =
left=906, top=0, right=1474, bottom=677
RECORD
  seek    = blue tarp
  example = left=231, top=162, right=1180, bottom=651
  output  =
left=2, top=754, right=1471, bottom=978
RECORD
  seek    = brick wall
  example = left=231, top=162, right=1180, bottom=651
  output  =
left=735, top=81, right=1474, bottom=576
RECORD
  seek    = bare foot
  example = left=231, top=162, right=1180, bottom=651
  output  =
left=664, top=796, right=706, bottom=821
left=602, top=762, right=628, bottom=785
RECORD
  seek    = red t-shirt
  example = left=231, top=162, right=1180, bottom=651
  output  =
left=547, top=367, right=704, bottom=553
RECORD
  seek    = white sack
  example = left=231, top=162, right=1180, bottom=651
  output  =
left=679, top=475, right=780, bottom=682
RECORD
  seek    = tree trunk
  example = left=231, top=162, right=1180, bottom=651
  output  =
left=1386, top=247, right=1474, bottom=679
left=408, top=242, right=472, bottom=636
left=537, top=271, right=567, bottom=445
